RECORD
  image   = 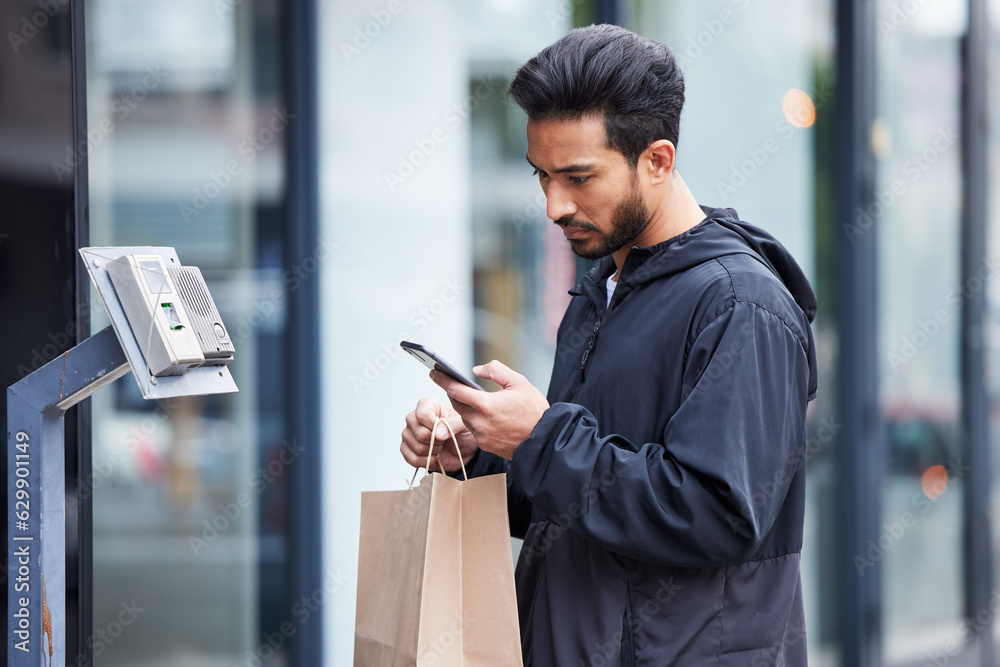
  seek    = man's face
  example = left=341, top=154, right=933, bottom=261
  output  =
left=526, top=115, right=651, bottom=260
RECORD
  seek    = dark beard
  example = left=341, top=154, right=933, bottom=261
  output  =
left=558, top=189, right=651, bottom=260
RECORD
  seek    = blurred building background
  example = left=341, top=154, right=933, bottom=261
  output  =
left=1, top=0, right=998, bottom=665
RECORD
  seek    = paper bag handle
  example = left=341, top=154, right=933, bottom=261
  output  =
left=408, top=416, right=469, bottom=488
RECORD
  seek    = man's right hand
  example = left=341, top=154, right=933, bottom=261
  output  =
left=401, top=398, right=479, bottom=473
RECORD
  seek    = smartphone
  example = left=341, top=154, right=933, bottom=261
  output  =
left=400, top=341, right=484, bottom=391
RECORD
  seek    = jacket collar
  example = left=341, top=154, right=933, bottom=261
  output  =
left=569, top=256, right=616, bottom=309
left=567, top=215, right=718, bottom=310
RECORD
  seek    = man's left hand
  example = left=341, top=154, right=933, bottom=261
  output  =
left=431, top=360, right=550, bottom=460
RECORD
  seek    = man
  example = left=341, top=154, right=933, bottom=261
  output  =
left=401, top=24, right=817, bottom=666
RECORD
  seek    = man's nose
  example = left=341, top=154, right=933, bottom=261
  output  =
left=545, top=182, right=577, bottom=221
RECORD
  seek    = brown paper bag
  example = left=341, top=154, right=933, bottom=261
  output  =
left=354, top=422, right=523, bottom=666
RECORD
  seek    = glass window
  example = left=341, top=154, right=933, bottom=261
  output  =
left=84, top=0, right=291, bottom=663
left=989, top=0, right=1000, bottom=660
left=875, top=0, right=967, bottom=663
left=317, top=1, right=575, bottom=660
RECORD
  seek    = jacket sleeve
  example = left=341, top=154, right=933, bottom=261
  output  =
left=449, top=449, right=534, bottom=539
left=509, top=300, right=811, bottom=567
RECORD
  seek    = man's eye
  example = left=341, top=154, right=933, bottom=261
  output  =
left=569, top=176, right=591, bottom=184
left=532, top=169, right=547, bottom=179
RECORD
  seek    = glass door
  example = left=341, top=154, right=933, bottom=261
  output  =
left=83, top=0, right=294, bottom=663
left=875, top=1, right=968, bottom=663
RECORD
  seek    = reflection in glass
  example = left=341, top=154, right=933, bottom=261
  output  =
left=85, top=0, right=289, bottom=663
left=988, top=3, right=1000, bottom=662
left=876, top=0, right=966, bottom=662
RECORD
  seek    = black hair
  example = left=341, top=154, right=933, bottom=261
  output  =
left=507, top=24, right=685, bottom=166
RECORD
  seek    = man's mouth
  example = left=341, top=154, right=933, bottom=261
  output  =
left=556, top=217, right=597, bottom=239
left=560, top=226, right=591, bottom=239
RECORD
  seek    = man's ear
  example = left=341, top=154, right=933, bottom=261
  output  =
left=645, top=140, right=676, bottom=185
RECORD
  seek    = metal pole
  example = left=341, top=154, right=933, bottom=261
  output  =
left=69, top=0, right=93, bottom=659
left=285, top=0, right=324, bottom=663
left=960, top=0, right=994, bottom=663
left=7, top=328, right=129, bottom=667
left=835, top=0, right=882, bottom=664
left=594, top=0, right=621, bottom=26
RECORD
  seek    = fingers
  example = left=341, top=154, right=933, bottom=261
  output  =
left=411, top=398, right=442, bottom=435
left=401, top=420, right=447, bottom=470
left=472, top=360, right=520, bottom=388
left=414, top=397, right=466, bottom=440
left=474, top=360, right=529, bottom=391
left=399, top=437, right=435, bottom=469
left=431, top=370, right=489, bottom=411
left=401, top=398, right=467, bottom=469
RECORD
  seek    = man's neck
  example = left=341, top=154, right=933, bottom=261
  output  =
left=611, top=173, right=706, bottom=274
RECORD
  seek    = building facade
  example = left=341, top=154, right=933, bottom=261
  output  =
left=1, top=0, right=997, bottom=665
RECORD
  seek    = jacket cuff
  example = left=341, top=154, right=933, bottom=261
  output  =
left=510, top=402, right=581, bottom=482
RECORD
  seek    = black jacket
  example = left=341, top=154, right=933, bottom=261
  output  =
left=463, top=207, right=817, bottom=666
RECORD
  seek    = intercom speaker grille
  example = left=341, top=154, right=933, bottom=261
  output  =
left=168, top=266, right=235, bottom=364
left=171, top=267, right=213, bottom=317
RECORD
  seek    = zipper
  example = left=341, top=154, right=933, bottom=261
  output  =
left=579, top=318, right=601, bottom=384
left=580, top=280, right=639, bottom=384
left=622, top=588, right=637, bottom=667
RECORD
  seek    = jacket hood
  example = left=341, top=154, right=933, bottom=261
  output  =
left=574, top=206, right=817, bottom=323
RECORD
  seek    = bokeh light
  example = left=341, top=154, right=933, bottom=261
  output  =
left=921, top=464, right=948, bottom=500
left=782, top=88, right=817, bottom=129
